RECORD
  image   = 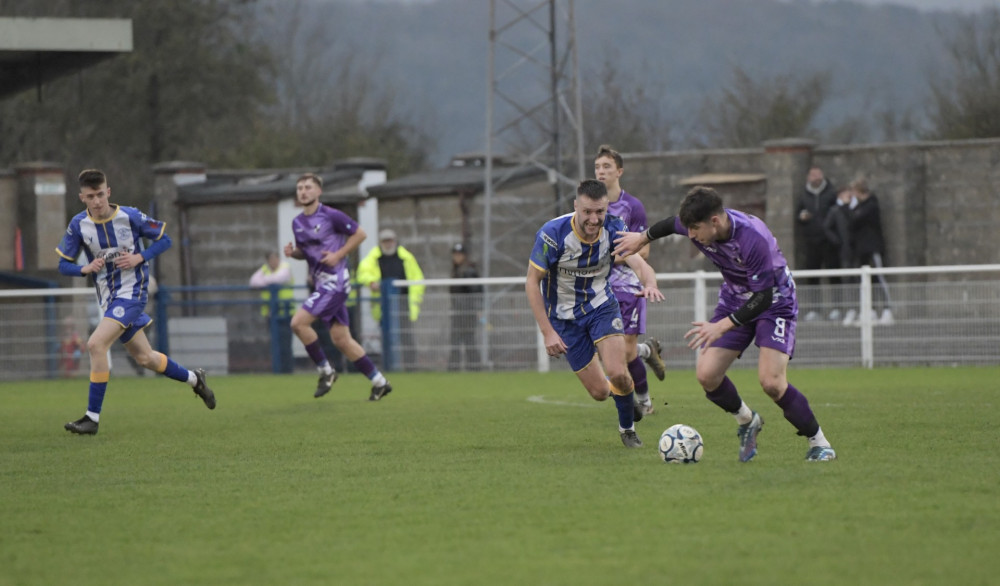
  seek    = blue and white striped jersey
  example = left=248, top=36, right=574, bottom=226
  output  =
left=56, top=205, right=166, bottom=310
left=528, top=212, right=627, bottom=320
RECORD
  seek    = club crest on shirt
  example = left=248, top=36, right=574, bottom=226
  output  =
left=113, top=306, right=125, bottom=319
left=313, top=223, right=322, bottom=233
left=117, top=227, right=131, bottom=240
left=612, top=317, right=624, bottom=331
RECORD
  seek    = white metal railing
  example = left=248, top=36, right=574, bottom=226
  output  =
left=398, top=264, right=1000, bottom=371
left=2, top=264, right=999, bottom=379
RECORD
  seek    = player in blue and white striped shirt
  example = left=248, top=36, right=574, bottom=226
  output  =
left=56, top=169, right=216, bottom=435
left=525, top=179, right=664, bottom=448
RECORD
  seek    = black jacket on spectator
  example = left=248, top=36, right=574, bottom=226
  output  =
left=823, top=203, right=854, bottom=268
left=796, top=179, right=838, bottom=245
left=850, top=194, right=886, bottom=259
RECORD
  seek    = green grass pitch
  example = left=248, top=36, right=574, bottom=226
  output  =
left=2, top=367, right=998, bottom=586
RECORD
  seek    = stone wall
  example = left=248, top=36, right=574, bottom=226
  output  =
left=376, top=180, right=566, bottom=280
left=185, top=202, right=279, bottom=285
left=619, top=138, right=1000, bottom=277
left=359, top=137, right=1000, bottom=281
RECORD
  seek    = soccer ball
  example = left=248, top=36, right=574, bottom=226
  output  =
left=658, top=424, right=704, bottom=464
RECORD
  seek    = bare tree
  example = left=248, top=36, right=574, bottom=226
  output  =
left=696, top=66, right=831, bottom=148
left=227, top=0, right=432, bottom=174
left=926, top=7, right=1000, bottom=140
left=581, top=50, right=671, bottom=154
left=0, top=0, right=273, bottom=211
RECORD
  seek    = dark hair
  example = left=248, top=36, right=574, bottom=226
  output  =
left=850, top=177, right=869, bottom=195
left=297, top=173, right=323, bottom=188
left=595, top=144, right=623, bottom=169
left=576, top=178, right=608, bottom=200
left=78, top=169, right=107, bottom=189
left=678, top=186, right=725, bottom=227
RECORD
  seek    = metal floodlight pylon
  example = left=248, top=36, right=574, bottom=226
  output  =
left=483, top=0, right=584, bottom=279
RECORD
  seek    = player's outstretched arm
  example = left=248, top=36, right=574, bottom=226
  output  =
left=624, top=254, right=664, bottom=302
left=613, top=231, right=648, bottom=258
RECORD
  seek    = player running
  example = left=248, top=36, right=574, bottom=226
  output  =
left=285, top=173, right=392, bottom=401
left=614, top=186, right=836, bottom=462
left=56, top=169, right=216, bottom=435
left=594, top=145, right=667, bottom=416
left=525, top=179, right=664, bottom=448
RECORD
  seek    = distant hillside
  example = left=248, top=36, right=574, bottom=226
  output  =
left=263, top=0, right=967, bottom=165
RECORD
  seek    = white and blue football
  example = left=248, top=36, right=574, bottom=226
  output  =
left=658, top=424, right=704, bottom=464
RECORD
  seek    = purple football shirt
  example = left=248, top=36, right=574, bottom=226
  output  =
left=674, top=209, right=798, bottom=318
left=607, top=190, right=648, bottom=294
left=292, top=204, right=358, bottom=293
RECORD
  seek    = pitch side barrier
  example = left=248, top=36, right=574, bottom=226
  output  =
left=392, top=263, right=1000, bottom=371
left=1, top=264, right=999, bottom=379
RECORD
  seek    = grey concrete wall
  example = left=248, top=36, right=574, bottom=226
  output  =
left=151, top=162, right=206, bottom=287
left=186, top=202, right=278, bottom=285
left=15, top=162, right=65, bottom=274
left=622, top=137, right=1000, bottom=277
left=360, top=137, right=1000, bottom=281
left=0, top=169, right=16, bottom=272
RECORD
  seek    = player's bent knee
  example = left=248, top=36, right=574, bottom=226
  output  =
left=86, top=338, right=109, bottom=356
left=759, top=377, right=785, bottom=399
left=586, top=386, right=610, bottom=401
left=609, top=373, right=632, bottom=395
left=695, top=365, right=720, bottom=388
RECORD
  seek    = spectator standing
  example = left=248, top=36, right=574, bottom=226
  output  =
left=823, top=188, right=856, bottom=323
left=249, top=251, right=295, bottom=372
left=448, top=243, right=483, bottom=371
left=796, top=166, right=840, bottom=321
left=59, top=317, right=86, bottom=378
left=845, top=178, right=894, bottom=326
left=357, top=229, right=425, bottom=369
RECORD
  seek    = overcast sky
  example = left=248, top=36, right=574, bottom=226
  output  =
left=390, top=0, right=998, bottom=12
left=783, top=0, right=996, bottom=10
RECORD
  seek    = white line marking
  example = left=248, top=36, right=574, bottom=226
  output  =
left=527, top=395, right=601, bottom=408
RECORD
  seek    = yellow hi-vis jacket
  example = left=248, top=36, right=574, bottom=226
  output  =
left=356, top=245, right=424, bottom=322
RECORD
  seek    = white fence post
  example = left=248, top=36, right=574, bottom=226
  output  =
left=860, top=264, right=874, bottom=368
left=694, top=270, right=708, bottom=323
left=536, top=327, right=549, bottom=373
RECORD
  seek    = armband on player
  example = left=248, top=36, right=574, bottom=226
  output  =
left=728, top=288, right=773, bottom=326
left=646, top=216, right=678, bottom=241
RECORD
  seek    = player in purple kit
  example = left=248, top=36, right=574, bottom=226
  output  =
left=284, top=173, right=392, bottom=401
left=595, top=145, right=667, bottom=416
left=525, top=179, right=664, bottom=448
left=614, top=186, right=836, bottom=461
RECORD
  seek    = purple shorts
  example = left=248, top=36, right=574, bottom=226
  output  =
left=614, top=290, right=646, bottom=336
left=709, top=305, right=796, bottom=358
left=303, top=283, right=350, bottom=329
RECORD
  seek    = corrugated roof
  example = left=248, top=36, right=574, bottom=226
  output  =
left=367, top=164, right=546, bottom=199
left=679, top=173, right=766, bottom=186
left=0, top=17, right=132, bottom=99
left=177, top=160, right=385, bottom=206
